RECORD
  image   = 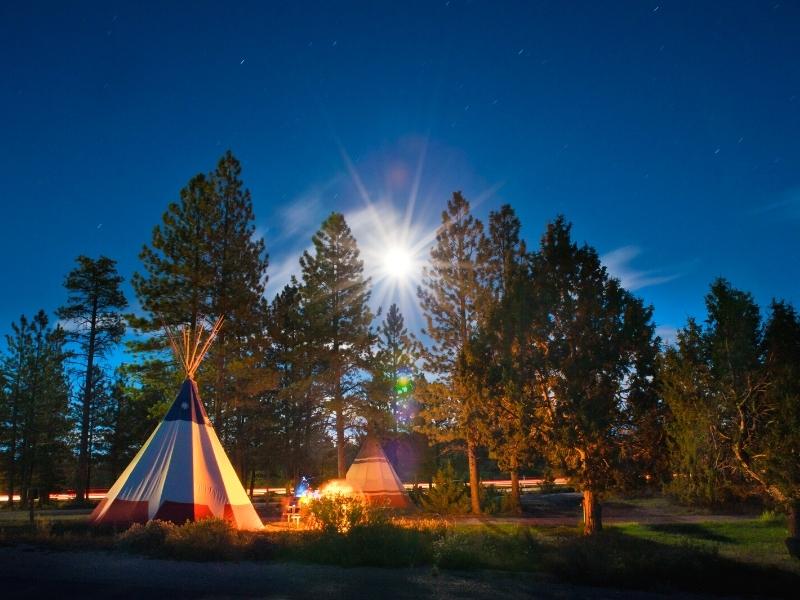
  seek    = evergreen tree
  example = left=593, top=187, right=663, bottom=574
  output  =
left=132, top=151, right=269, bottom=450
left=663, top=282, right=800, bottom=553
left=661, top=319, right=739, bottom=503
left=702, top=280, right=771, bottom=496
left=370, top=303, right=419, bottom=435
left=1, top=314, right=31, bottom=507
left=56, top=255, right=127, bottom=502
left=761, top=301, right=800, bottom=549
left=268, top=283, right=337, bottom=483
left=662, top=280, right=769, bottom=504
left=299, top=213, right=373, bottom=477
left=471, top=204, right=533, bottom=511
left=104, top=366, right=170, bottom=480
left=416, top=192, right=486, bottom=514
left=1, top=312, right=70, bottom=505
left=531, top=217, right=660, bottom=534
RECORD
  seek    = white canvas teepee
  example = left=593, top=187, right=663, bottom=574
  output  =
left=90, top=318, right=262, bottom=530
left=345, top=437, right=412, bottom=509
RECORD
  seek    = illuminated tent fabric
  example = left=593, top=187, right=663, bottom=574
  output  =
left=90, top=318, right=262, bottom=530
left=345, top=437, right=412, bottom=509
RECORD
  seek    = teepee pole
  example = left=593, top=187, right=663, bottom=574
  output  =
left=162, top=315, right=225, bottom=379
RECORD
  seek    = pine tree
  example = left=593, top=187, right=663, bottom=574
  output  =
left=268, top=283, right=331, bottom=481
left=299, top=212, right=373, bottom=477
left=471, top=204, right=533, bottom=511
left=370, top=303, right=419, bottom=435
left=416, top=192, right=486, bottom=514
left=104, top=367, right=168, bottom=480
left=531, top=217, right=660, bottom=534
left=56, top=255, right=127, bottom=502
left=1, top=312, right=70, bottom=505
left=132, top=151, right=269, bottom=449
left=1, top=314, right=31, bottom=507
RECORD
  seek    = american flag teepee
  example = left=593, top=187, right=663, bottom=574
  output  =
left=90, top=317, right=263, bottom=530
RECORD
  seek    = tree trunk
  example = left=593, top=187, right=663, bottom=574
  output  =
left=77, top=299, right=98, bottom=503
left=509, top=465, right=521, bottom=513
left=582, top=489, right=602, bottom=535
left=787, top=499, right=800, bottom=558
left=6, top=400, right=19, bottom=508
left=336, top=405, right=345, bottom=478
left=6, top=349, right=24, bottom=508
left=467, top=435, right=481, bottom=515
left=790, top=499, right=800, bottom=539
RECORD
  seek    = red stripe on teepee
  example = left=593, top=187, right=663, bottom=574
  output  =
left=90, top=498, right=149, bottom=525
left=154, top=501, right=215, bottom=523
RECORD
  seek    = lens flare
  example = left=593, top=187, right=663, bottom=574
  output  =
left=383, top=246, right=413, bottom=279
left=394, top=367, right=414, bottom=395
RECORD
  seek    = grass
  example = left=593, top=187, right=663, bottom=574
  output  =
left=616, top=518, right=799, bottom=572
left=0, top=507, right=798, bottom=596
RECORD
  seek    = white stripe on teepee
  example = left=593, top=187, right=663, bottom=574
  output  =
left=93, top=424, right=160, bottom=521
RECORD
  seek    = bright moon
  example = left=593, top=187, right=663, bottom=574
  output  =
left=383, top=246, right=413, bottom=279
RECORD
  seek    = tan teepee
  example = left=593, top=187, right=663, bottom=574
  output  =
left=345, top=437, right=412, bottom=509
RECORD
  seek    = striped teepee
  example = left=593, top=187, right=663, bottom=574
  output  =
left=90, top=317, right=262, bottom=530
left=345, top=437, right=412, bottom=509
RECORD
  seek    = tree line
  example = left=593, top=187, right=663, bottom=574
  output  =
left=1, top=152, right=797, bottom=537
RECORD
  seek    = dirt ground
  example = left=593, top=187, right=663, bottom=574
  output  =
left=0, top=547, right=714, bottom=600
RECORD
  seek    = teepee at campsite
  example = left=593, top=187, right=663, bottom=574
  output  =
left=345, top=437, right=412, bottom=509
left=90, top=318, right=263, bottom=530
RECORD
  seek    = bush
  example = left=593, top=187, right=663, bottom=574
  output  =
left=166, top=518, right=243, bottom=561
left=306, top=494, right=387, bottom=534
left=433, top=526, right=540, bottom=571
left=286, top=522, right=436, bottom=567
left=243, top=533, right=275, bottom=560
left=116, top=518, right=244, bottom=561
left=539, top=471, right=557, bottom=494
left=417, top=463, right=470, bottom=514
left=116, top=520, right=175, bottom=556
left=478, top=484, right=503, bottom=515
left=759, top=509, right=784, bottom=525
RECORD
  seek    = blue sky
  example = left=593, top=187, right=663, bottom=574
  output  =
left=1, top=1, right=799, bottom=355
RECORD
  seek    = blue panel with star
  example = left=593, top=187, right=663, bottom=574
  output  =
left=164, top=378, right=211, bottom=425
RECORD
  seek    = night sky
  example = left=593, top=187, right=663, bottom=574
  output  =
left=2, top=1, right=799, bottom=352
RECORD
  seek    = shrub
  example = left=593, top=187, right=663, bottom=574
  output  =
left=166, top=518, right=243, bottom=561
left=539, top=471, right=557, bottom=494
left=306, top=493, right=388, bottom=534
left=243, top=532, right=275, bottom=560
left=116, top=518, right=245, bottom=561
left=759, top=509, right=784, bottom=525
left=418, top=463, right=470, bottom=514
left=433, top=526, right=540, bottom=571
left=116, top=520, right=175, bottom=556
left=478, top=484, right=503, bottom=515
